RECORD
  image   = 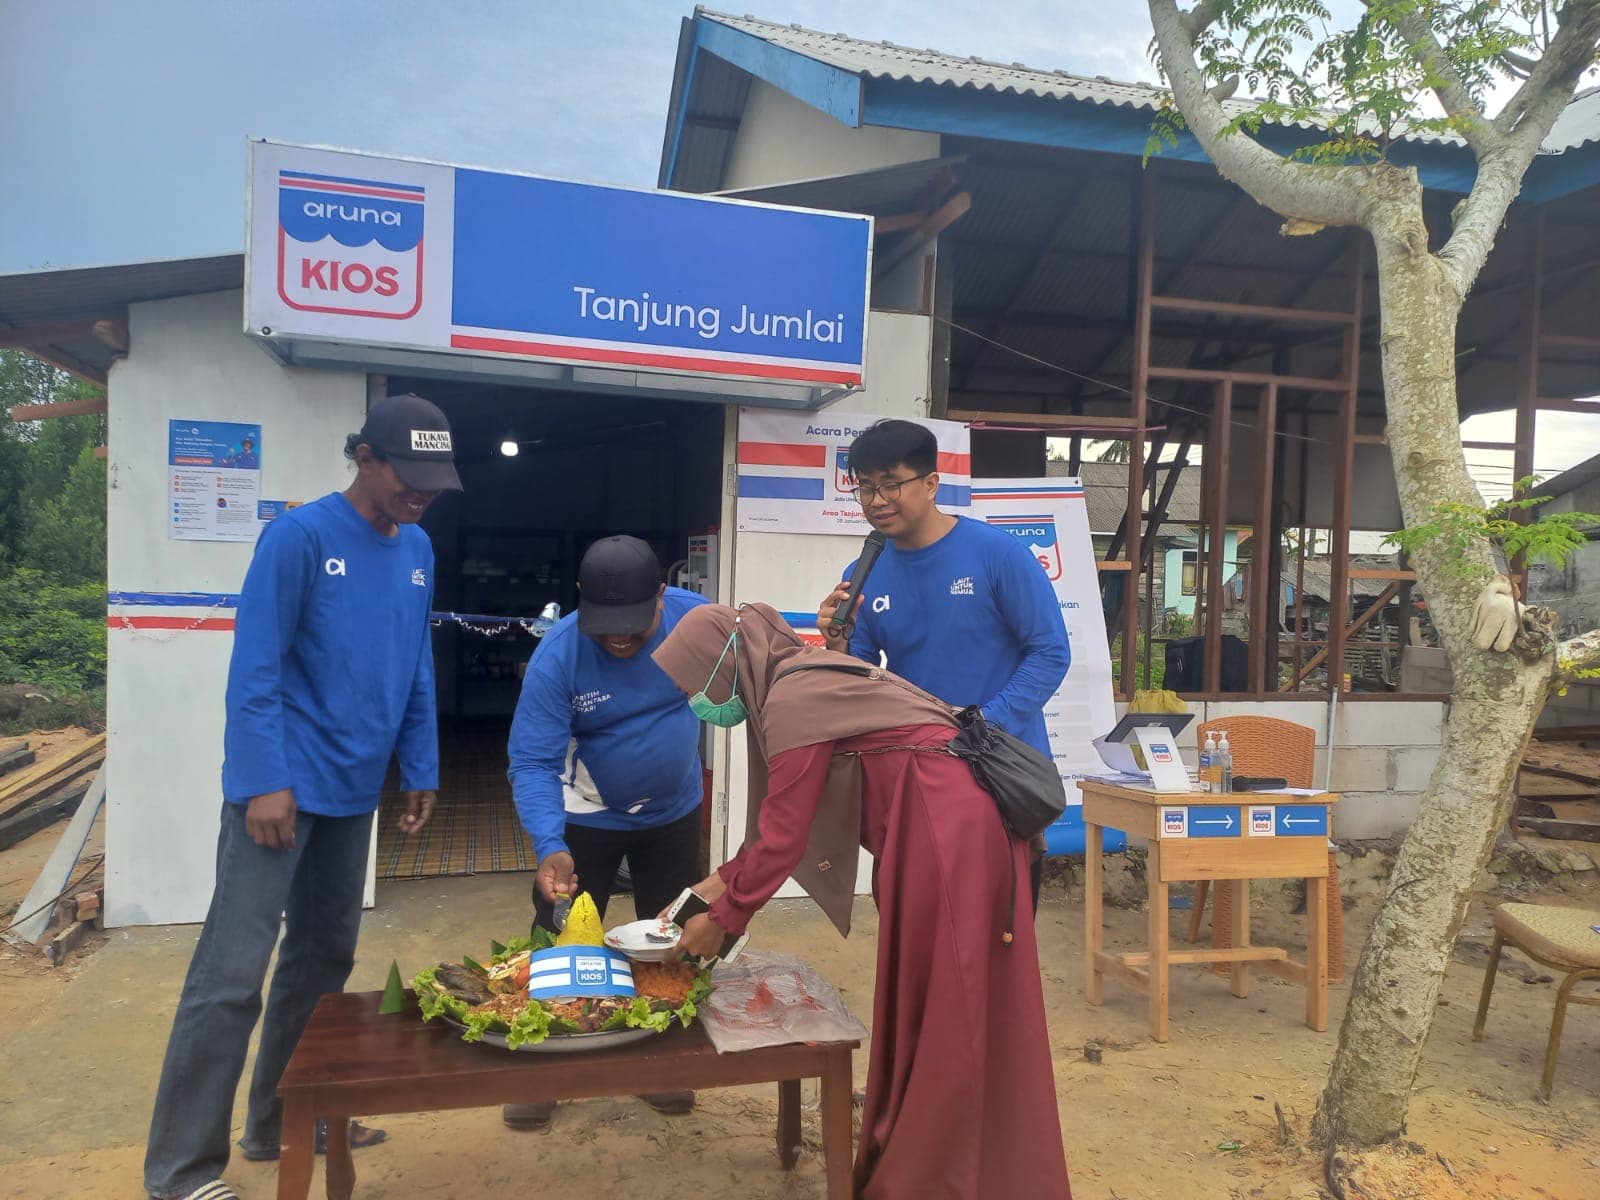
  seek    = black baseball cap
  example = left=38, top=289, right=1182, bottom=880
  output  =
left=578, top=536, right=663, bottom=636
left=356, top=393, right=463, bottom=493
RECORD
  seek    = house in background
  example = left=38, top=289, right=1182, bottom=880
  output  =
left=1050, top=459, right=1241, bottom=627
left=1529, top=452, right=1600, bottom=640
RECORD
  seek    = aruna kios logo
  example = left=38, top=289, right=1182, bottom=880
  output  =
left=276, top=170, right=424, bottom=320
left=986, top=514, right=1063, bottom=581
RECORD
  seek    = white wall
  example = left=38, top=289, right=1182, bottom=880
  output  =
left=1110, top=696, right=1446, bottom=840
left=722, top=309, right=934, bottom=895
left=721, top=79, right=941, bottom=193
left=105, top=290, right=367, bottom=926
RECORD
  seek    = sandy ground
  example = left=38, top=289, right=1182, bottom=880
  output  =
left=1, top=811, right=1598, bottom=1199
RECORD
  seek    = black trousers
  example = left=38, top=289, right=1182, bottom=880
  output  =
left=532, top=807, right=703, bottom=935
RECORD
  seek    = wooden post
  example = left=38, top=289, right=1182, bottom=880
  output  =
left=1123, top=170, right=1155, bottom=699
left=1249, top=383, right=1279, bottom=693
left=1328, top=236, right=1364, bottom=695
left=1205, top=380, right=1233, bottom=694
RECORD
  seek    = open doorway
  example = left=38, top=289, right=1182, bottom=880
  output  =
left=375, top=379, right=725, bottom=881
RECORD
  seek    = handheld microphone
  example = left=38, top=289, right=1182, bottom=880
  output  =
left=829, top=529, right=889, bottom=636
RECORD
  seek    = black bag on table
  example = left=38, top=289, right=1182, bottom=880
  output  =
left=946, top=704, right=1067, bottom=840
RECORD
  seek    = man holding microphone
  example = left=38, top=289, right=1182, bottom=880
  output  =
left=817, top=419, right=1070, bottom=902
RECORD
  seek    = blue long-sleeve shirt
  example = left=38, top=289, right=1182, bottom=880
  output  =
left=508, top=587, right=708, bottom=860
left=222, top=492, right=439, bottom=816
left=845, top=515, right=1071, bottom=755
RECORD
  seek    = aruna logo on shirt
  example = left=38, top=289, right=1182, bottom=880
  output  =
left=871, top=594, right=892, bottom=614
left=411, top=568, right=427, bottom=587
left=950, top=576, right=975, bottom=596
left=324, top=557, right=347, bottom=577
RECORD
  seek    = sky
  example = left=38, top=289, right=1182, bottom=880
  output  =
left=2, top=0, right=1594, bottom=488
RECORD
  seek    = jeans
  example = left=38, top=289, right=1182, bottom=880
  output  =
left=532, top=806, right=702, bottom=934
left=144, top=801, right=373, bottom=1198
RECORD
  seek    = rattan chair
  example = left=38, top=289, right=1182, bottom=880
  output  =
left=1188, top=715, right=1342, bottom=981
left=1472, top=902, right=1600, bottom=1099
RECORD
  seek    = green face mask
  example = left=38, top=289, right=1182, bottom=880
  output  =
left=688, top=626, right=748, bottom=727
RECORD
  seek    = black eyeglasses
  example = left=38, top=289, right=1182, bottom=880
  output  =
left=846, top=472, right=933, bottom=504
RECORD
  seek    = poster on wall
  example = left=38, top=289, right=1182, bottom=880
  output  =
left=972, top=479, right=1121, bottom=853
left=168, top=420, right=263, bottom=542
left=735, top=408, right=971, bottom=534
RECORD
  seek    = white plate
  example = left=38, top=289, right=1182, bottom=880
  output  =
left=444, top=1016, right=659, bottom=1053
left=604, top=919, right=683, bottom=962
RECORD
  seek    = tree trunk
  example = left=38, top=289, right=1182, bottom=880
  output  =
left=1311, top=203, right=1557, bottom=1146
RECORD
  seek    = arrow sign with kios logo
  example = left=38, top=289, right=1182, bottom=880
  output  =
left=1275, top=806, right=1329, bottom=837
left=1186, top=805, right=1242, bottom=839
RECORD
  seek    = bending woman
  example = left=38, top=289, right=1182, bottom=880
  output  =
left=654, top=603, right=1070, bottom=1200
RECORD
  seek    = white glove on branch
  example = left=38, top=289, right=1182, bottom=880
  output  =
left=1470, top=574, right=1519, bottom=653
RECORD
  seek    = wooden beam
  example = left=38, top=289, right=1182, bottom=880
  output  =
left=1291, top=581, right=1401, bottom=689
left=1348, top=567, right=1416, bottom=581
left=947, top=409, right=1143, bottom=430
left=1148, top=365, right=1347, bottom=392
left=1250, top=382, right=1279, bottom=693
left=1461, top=440, right=1516, bottom=451
left=1124, top=170, right=1156, bottom=699
left=1148, top=294, right=1355, bottom=326
left=1540, top=333, right=1600, bottom=350
left=1205, top=380, right=1232, bottom=694
left=1536, top=398, right=1600, bottom=415
left=9, top=397, right=108, bottom=421
left=1330, top=236, right=1366, bottom=695
left=1097, top=560, right=1134, bottom=572
left=7, top=345, right=106, bottom=386
left=872, top=210, right=930, bottom=236
left=872, top=192, right=971, bottom=279
left=0, top=320, right=104, bottom=349
left=1353, top=432, right=1387, bottom=445
left=93, top=445, right=108, bottom=460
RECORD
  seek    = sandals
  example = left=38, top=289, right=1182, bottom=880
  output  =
left=238, top=1118, right=387, bottom=1161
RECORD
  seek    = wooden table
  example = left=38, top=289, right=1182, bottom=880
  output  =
left=1080, top=781, right=1339, bottom=1042
left=276, top=990, right=859, bottom=1199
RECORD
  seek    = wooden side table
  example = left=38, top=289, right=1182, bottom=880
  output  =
left=277, top=991, right=858, bottom=1199
left=1080, top=781, right=1339, bottom=1042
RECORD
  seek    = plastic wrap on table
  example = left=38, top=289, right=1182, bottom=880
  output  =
left=699, top=950, right=868, bottom=1054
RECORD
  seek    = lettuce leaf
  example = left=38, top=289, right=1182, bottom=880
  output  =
left=503, top=1001, right=554, bottom=1049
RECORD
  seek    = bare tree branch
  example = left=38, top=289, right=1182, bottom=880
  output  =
left=1492, top=0, right=1600, bottom=142
left=1181, top=0, right=1227, bottom=40
left=1440, top=2, right=1600, bottom=300
left=1558, top=627, right=1600, bottom=679
left=1148, top=0, right=1367, bottom=229
left=1382, top=3, right=1497, bottom=156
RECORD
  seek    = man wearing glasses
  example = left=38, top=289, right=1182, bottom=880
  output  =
left=816, top=419, right=1071, bottom=903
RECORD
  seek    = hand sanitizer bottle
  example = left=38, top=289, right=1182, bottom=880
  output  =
left=1218, top=731, right=1234, bottom=793
left=1199, top=732, right=1218, bottom=794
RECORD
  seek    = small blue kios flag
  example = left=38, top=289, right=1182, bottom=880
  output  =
left=527, top=945, right=636, bottom=1001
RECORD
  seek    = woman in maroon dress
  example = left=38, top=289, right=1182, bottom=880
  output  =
left=653, top=603, right=1070, bottom=1200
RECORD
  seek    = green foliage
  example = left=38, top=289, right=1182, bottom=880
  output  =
left=0, top=569, right=107, bottom=693
left=0, top=351, right=107, bottom=713
left=1166, top=611, right=1197, bottom=638
left=1110, top=633, right=1168, bottom=690
left=1383, top=477, right=1600, bottom=580
left=1151, top=1, right=1546, bottom=165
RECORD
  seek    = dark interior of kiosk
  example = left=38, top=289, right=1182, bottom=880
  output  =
left=376, top=377, right=724, bottom=882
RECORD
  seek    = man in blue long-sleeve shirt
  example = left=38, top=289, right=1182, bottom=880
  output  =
left=817, top=419, right=1071, bottom=905
left=503, top=534, right=707, bottom=1130
left=145, top=394, right=460, bottom=1200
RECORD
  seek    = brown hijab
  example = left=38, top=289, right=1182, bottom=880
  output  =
left=653, top=603, right=956, bottom=934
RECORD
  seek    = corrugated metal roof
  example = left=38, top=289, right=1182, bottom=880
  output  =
left=0, top=254, right=243, bottom=381
left=698, top=9, right=1599, bottom=154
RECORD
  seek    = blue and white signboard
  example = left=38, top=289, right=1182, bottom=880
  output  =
left=247, top=141, right=873, bottom=388
left=168, top=420, right=263, bottom=543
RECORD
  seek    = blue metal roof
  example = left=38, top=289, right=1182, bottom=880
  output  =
left=663, top=9, right=1600, bottom=203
